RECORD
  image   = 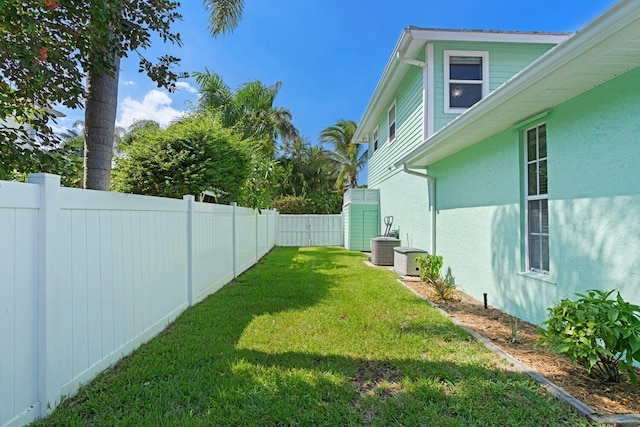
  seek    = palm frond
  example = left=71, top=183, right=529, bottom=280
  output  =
left=203, top=0, right=245, bottom=36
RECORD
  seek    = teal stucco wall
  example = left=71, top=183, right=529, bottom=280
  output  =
left=366, top=64, right=429, bottom=248
left=366, top=41, right=556, bottom=257
left=428, top=66, right=640, bottom=325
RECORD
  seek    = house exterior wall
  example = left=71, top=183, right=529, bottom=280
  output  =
left=432, top=41, right=557, bottom=131
left=367, top=65, right=423, bottom=187
left=365, top=40, right=556, bottom=251
left=366, top=65, right=430, bottom=248
left=427, top=66, right=640, bottom=325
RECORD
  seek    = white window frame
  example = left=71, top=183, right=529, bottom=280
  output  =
left=524, top=123, right=549, bottom=274
left=444, top=50, right=489, bottom=113
left=373, top=127, right=379, bottom=152
left=387, top=101, right=396, bottom=144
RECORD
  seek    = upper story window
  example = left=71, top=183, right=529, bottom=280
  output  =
left=388, top=102, right=396, bottom=143
left=445, top=50, right=489, bottom=113
left=373, top=127, right=379, bottom=152
left=525, top=123, right=549, bottom=273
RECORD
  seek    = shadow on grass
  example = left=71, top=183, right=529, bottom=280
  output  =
left=36, top=247, right=588, bottom=426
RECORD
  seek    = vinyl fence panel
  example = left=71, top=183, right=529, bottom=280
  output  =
left=0, top=174, right=277, bottom=427
left=234, top=206, right=257, bottom=275
left=191, top=202, right=235, bottom=304
left=276, top=214, right=343, bottom=247
left=0, top=181, right=40, bottom=427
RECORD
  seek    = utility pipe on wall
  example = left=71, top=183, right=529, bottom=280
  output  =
left=401, top=164, right=437, bottom=254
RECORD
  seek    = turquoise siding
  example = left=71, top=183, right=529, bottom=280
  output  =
left=428, top=66, right=640, bottom=325
left=368, top=65, right=423, bottom=187
left=365, top=41, right=556, bottom=255
left=432, top=42, right=556, bottom=132
left=366, top=65, right=430, bottom=249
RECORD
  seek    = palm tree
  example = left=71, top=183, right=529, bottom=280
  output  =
left=235, top=80, right=298, bottom=155
left=321, top=119, right=367, bottom=190
left=194, top=70, right=298, bottom=157
left=84, top=54, right=121, bottom=190
left=203, top=0, right=246, bottom=36
left=84, top=1, right=245, bottom=191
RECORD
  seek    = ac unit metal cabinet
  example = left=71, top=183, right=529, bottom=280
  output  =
left=393, top=247, right=428, bottom=276
left=343, top=189, right=379, bottom=251
left=371, top=237, right=401, bottom=265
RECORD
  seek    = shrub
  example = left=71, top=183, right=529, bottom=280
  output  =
left=414, top=253, right=443, bottom=285
left=112, top=113, right=249, bottom=203
left=537, top=289, right=640, bottom=385
left=432, top=277, right=456, bottom=302
left=271, top=192, right=342, bottom=214
left=271, top=195, right=309, bottom=214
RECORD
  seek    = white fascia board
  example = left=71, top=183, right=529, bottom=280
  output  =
left=409, top=28, right=570, bottom=45
left=396, top=0, right=640, bottom=169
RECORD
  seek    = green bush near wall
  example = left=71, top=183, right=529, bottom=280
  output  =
left=272, top=192, right=342, bottom=214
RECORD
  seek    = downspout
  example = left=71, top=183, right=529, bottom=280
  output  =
left=402, top=164, right=437, bottom=255
left=396, top=52, right=435, bottom=253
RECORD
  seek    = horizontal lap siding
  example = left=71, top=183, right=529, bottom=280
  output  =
left=432, top=42, right=556, bottom=132
left=368, top=66, right=424, bottom=189
left=367, top=66, right=431, bottom=249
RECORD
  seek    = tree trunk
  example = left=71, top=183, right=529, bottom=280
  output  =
left=84, top=55, right=121, bottom=190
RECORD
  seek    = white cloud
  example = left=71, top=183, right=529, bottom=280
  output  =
left=175, top=81, right=198, bottom=94
left=123, top=80, right=136, bottom=86
left=116, top=89, right=185, bottom=129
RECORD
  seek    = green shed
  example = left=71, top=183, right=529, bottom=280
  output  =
left=343, top=188, right=379, bottom=251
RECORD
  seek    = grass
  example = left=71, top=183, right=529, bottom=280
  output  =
left=35, top=247, right=590, bottom=426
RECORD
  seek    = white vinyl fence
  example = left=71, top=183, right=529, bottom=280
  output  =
left=276, top=214, right=343, bottom=247
left=0, top=174, right=277, bottom=427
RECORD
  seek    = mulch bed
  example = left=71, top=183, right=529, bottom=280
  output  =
left=401, top=279, right=640, bottom=415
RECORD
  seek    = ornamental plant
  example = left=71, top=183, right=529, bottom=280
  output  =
left=414, top=252, right=443, bottom=285
left=537, top=289, right=640, bottom=385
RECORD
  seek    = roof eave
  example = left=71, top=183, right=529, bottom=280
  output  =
left=396, top=0, right=640, bottom=169
left=353, top=29, right=570, bottom=145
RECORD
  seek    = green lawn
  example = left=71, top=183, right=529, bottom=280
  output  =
left=36, top=247, right=590, bottom=426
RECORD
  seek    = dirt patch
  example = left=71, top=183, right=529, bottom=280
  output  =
left=401, top=279, right=640, bottom=415
left=350, top=361, right=403, bottom=398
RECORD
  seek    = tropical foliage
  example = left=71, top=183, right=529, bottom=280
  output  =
left=320, top=119, right=367, bottom=189
left=0, top=0, right=186, bottom=190
left=112, top=113, right=249, bottom=203
left=537, top=289, right=640, bottom=385
left=194, top=69, right=298, bottom=157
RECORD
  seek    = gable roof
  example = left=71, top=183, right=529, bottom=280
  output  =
left=396, top=0, right=640, bottom=169
left=352, top=28, right=568, bottom=144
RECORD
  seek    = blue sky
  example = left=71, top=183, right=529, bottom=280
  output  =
left=55, top=0, right=616, bottom=184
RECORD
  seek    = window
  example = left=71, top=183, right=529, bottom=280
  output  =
left=445, top=51, right=488, bottom=112
left=388, top=102, right=396, bottom=143
left=525, top=124, right=549, bottom=273
left=373, top=127, right=379, bottom=152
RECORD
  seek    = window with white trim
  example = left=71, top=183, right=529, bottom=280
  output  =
left=525, top=123, right=549, bottom=273
left=445, top=50, right=489, bottom=113
left=373, top=127, right=379, bottom=152
left=387, top=102, right=396, bottom=143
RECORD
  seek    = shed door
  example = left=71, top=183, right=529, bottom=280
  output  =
left=361, top=208, right=379, bottom=251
